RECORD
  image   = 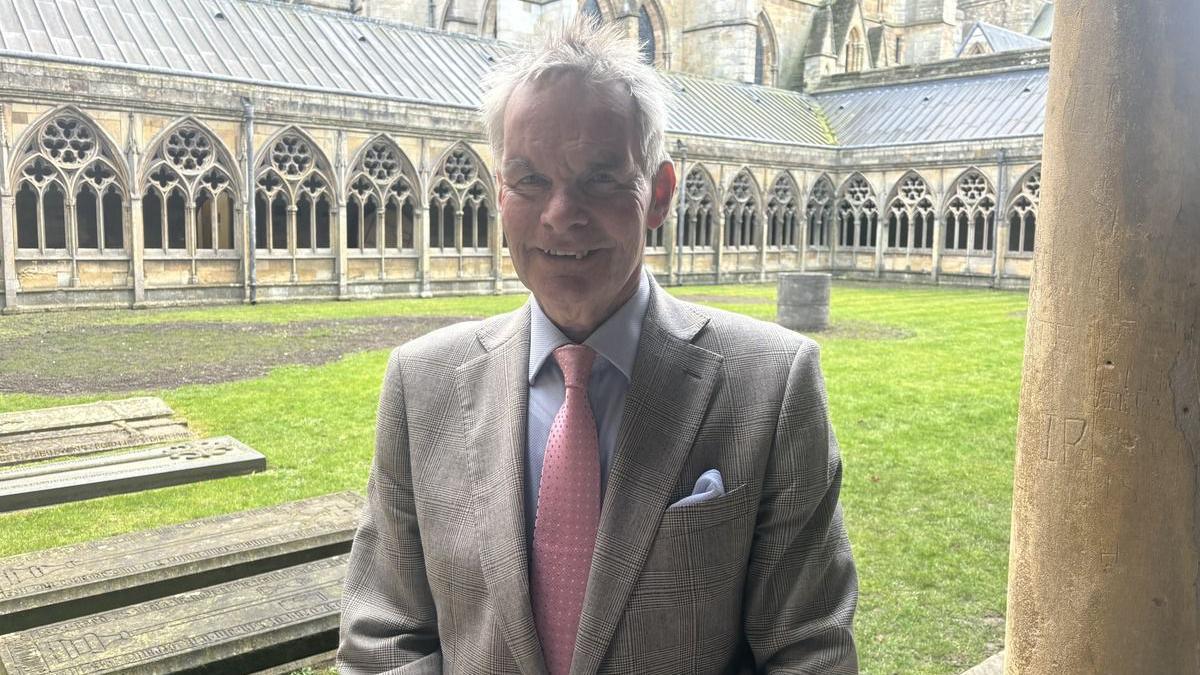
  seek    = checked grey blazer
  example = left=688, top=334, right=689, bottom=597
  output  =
left=338, top=276, right=858, bottom=674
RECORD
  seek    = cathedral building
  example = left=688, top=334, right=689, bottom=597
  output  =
left=0, top=0, right=1051, bottom=311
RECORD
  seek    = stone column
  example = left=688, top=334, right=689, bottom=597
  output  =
left=0, top=194, right=18, bottom=310
left=1004, top=1, right=1200, bottom=673
left=336, top=201, right=349, bottom=298
left=930, top=211, right=942, bottom=284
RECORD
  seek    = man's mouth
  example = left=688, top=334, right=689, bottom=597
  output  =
left=540, top=248, right=595, bottom=260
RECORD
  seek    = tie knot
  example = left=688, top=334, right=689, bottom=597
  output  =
left=553, top=344, right=595, bottom=390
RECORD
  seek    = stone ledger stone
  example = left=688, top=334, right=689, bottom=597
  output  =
left=0, top=554, right=347, bottom=675
left=0, top=437, right=265, bottom=513
left=0, top=397, right=193, bottom=467
left=0, top=491, right=363, bottom=633
left=777, top=272, right=831, bottom=332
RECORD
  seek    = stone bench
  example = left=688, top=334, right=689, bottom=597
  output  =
left=0, top=554, right=348, bottom=674
left=0, top=397, right=193, bottom=467
left=0, top=437, right=266, bottom=513
left=0, top=491, right=363, bottom=634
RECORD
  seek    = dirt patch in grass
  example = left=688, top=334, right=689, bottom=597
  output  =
left=1, top=315, right=468, bottom=395
left=811, top=320, right=915, bottom=341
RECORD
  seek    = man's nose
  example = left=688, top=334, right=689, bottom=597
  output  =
left=541, top=185, right=587, bottom=232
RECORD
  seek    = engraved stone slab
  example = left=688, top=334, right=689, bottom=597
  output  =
left=0, top=555, right=347, bottom=675
left=777, top=272, right=831, bottom=332
left=0, top=492, right=362, bottom=633
left=0, top=437, right=265, bottom=513
left=0, top=398, right=193, bottom=467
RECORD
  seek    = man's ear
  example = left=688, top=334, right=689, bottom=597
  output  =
left=646, top=160, right=677, bottom=230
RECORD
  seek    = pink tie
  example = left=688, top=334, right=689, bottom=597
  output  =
left=531, top=344, right=601, bottom=675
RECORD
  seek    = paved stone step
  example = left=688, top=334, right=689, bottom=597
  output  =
left=0, top=554, right=348, bottom=674
left=0, top=491, right=362, bottom=634
left=0, top=437, right=265, bottom=513
left=0, top=398, right=193, bottom=467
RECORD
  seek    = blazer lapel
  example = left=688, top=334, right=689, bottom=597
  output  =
left=571, top=280, right=724, bottom=675
left=456, top=304, right=548, bottom=675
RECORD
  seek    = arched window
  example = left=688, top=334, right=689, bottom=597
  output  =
left=766, top=173, right=799, bottom=247
left=846, top=27, right=866, bottom=72
left=943, top=169, right=997, bottom=252
left=755, top=13, right=778, bottom=86
left=638, top=6, right=655, bottom=64
left=723, top=170, right=760, bottom=249
left=806, top=176, right=834, bottom=249
left=836, top=175, right=878, bottom=249
left=142, top=123, right=238, bottom=255
left=12, top=112, right=128, bottom=255
left=886, top=172, right=936, bottom=250
left=428, top=145, right=494, bottom=253
left=347, top=138, right=418, bottom=253
left=480, top=0, right=497, bottom=38
left=581, top=0, right=602, bottom=23
left=1007, top=167, right=1041, bottom=254
left=681, top=167, right=716, bottom=249
left=254, top=130, right=333, bottom=254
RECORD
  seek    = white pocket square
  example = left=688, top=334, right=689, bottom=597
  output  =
left=668, top=469, right=725, bottom=509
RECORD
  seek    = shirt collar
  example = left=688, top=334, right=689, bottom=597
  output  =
left=528, top=268, right=651, bottom=384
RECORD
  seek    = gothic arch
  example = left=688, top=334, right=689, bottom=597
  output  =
left=836, top=172, right=878, bottom=249
left=578, top=0, right=617, bottom=22
left=1006, top=164, right=1041, bottom=254
left=883, top=170, right=936, bottom=250
left=253, top=126, right=337, bottom=253
left=722, top=168, right=762, bottom=248
left=346, top=135, right=421, bottom=252
left=140, top=116, right=242, bottom=253
left=680, top=164, right=718, bottom=249
left=10, top=105, right=130, bottom=254
left=766, top=171, right=800, bottom=247
left=942, top=166, right=998, bottom=252
left=756, top=11, right=779, bottom=86
left=637, top=1, right=669, bottom=68
left=479, top=0, right=497, bottom=38
left=805, top=173, right=835, bottom=248
left=428, top=142, right=495, bottom=251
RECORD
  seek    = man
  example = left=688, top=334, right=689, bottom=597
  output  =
left=338, top=18, right=857, bottom=674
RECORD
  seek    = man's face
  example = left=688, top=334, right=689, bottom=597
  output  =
left=498, top=72, right=675, bottom=339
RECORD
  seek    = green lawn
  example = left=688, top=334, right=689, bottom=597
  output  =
left=0, top=282, right=1027, bottom=674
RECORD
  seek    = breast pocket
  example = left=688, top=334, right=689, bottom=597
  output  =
left=641, top=483, right=759, bottom=573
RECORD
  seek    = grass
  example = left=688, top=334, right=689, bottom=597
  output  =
left=0, top=281, right=1027, bottom=674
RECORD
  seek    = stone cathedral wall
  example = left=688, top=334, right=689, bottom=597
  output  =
left=0, top=58, right=1041, bottom=312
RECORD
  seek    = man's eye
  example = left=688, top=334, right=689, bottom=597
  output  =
left=589, top=173, right=616, bottom=183
left=516, top=175, right=546, bottom=186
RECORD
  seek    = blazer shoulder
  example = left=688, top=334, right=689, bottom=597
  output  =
left=683, top=300, right=818, bottom=360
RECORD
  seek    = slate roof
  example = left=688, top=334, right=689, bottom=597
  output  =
left=0, top=0, right=836, bottom=146
left=813, top=66, right=1048, bottom=146
left=0, top=0, right=1049, bottom=150
left=957, top=21, right=1049, bottom=56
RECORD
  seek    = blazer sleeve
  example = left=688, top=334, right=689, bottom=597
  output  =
left=743, top=339, right=859, bottom=674
left=338, top=348, right=444, bottom=674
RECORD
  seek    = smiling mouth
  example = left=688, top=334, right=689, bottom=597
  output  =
left=540, top=248, right=595, bottom=260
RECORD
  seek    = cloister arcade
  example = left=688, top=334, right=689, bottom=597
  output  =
left=0, top=106, right=1040, bottom=310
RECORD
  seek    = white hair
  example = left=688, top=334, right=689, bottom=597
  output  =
left=482, top=16, right=672, bottom=178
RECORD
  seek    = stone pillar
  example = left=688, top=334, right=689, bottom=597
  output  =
left=0, top=194, right=17, bottom=310
left=930, top=211, right=943, bottom=284
left=1004, top=2, right=1200, bottom=673
left=336, top=201, right=349, bottom=298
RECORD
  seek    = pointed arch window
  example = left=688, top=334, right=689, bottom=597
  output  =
left=837, top=175, right=878, bottom=249
left=347, top=139, right=418, bottom=253
left=944, top=170, right=997, bottom=252
left=886, top=173, right=935, bottom=250
left=766, top=174, right=799, bottom=247
left=755, top=13, right=777, bottom=86
left=638, top=6, right=655, bottom=64
left=846, top=27, right=866, bottom=72
left=723, top=171, right=760, bottom=249
left=142, top=124, right=238, bottom=255
left=581, top=0, right=602, bottom=23
left=680, top=168, right=716, bottom=249
left=806, top=177, right=834, bottom=249
left=254, top=131, right=333, bottom=254
left=429, top=147, right=494, bottom=253
left=1007, top=168, right=1040, bottom=254
left=13, top=113, right=128, bottom=255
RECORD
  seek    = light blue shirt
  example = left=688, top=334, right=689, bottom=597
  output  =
left=524, top=269, right=651, bottom=546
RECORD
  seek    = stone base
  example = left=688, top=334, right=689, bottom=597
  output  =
left=962, top=650, right=1004, bottom=675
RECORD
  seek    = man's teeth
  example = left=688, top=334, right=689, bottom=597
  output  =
left=545, top=249, right=591, bottom=259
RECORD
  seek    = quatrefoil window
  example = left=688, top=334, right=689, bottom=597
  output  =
left=272, top=136, right=313, bottom=176
left=82, top=162, right=116, bottom=187
left=165, top=127, right=213, bottom=172
left=21, top=157, right=57, bottom=186
left=40, top=117, right=95, bottom=167
left=443, top=150, right=476, bottom=185
left=150, top=165, right=180, bottom=190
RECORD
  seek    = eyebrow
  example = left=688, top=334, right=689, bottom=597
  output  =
left=501, top=155, right=628, bottom=174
